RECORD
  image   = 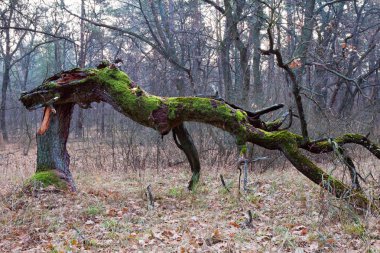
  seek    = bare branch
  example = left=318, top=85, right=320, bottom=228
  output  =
left=202, top=0, right=225, bottom=14
left=0, top=26, right=76, bottom=45
left=315, top=0, right=351, bottom=13
left=60, top=1, right=191, bottom=74
left=11, top=39, right=60, bottom=67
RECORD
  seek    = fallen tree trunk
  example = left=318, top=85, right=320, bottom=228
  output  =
left=20, top=66, right=380, bottom=212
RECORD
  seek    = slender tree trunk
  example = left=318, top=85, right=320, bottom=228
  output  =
left=21, top=47, right=33, bottom=155
left=75, top=0, right=86, bottom=138
left=221, top=38, right=233, bottom=102
left=54, top=41, right=62, bottom=73
left=1, top=60, right=11, bottom=142
left=221, top=0, right=233, bottom=102
left=215, top=0, right=225, bottom=97
left=252, top=2, right=263, bottom=106
left=238, top=45, right=250, bottom=109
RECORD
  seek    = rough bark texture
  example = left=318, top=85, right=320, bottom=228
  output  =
left=35, top=104, right=75, bottom=190
left=20, top=66, right=380, bottom=212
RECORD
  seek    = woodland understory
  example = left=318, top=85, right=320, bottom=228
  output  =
left=1, top=141, right=380, bottom=252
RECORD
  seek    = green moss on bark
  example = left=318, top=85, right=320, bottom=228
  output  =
left=239, top=144, right=248, bottom=155
left=265, top=118, right=283, bottom=131
left=235, top=110, right=247, bottom=122
left=95, top=68, right=163, bottom=126
left=280, top=141, right=379, bottom=213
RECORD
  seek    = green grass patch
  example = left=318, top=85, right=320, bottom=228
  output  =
left=168, top=187, right=185, bottom=198
left=342, top=222, right=366, bottom=238
left=85, top=204, right=105, bottom=217
left=102, top=219, right=120, bottom=233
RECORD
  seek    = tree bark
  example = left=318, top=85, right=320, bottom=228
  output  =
left=34, top=104, right=76, bottom=190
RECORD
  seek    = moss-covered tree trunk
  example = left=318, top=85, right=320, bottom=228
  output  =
left=30, top=104, right=76, bottom=190
left=20, top=66, right=380, bottom=212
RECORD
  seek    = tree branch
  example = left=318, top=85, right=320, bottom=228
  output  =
left=315, top=0, right=351, bottom=13
left=11, top=39, right=60, bottom=68
left=260, top=27, right=309, bottom=141
left=0, top=26, right=76, bottom=45
left=202, top=0, right=226, bottom=14
left=60, top=0, right=191, bottom=74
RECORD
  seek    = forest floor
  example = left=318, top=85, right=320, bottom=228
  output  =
left=0, top=143, right=380, bottom=252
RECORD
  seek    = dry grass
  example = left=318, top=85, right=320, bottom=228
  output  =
left=0, top=142, right=380, bottom=252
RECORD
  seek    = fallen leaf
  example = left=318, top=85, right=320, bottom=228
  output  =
left=107, top=208, right=117, bottom=217
left=229, top=221, right=240, bottom=228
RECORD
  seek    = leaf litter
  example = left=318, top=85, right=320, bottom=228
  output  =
left=0, top=144, right=379, bottom=252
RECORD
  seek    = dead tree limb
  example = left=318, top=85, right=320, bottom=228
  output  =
left=261, top=27, right=309, bottom=142
left=329, top=139, right=363, bottom=191
left=19, top=66, right=380, bottom=212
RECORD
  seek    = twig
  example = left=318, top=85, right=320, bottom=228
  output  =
left=73, top=226, right=87, bottom=243
left=202, top=0, right=225, bottom=14
left=252, top=104, right=284, bottom=118
left=220, top=174, right=230, bottom=192
left=0, top=26, right=76, bottom=45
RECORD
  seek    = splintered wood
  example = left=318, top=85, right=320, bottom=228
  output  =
left=37, top=107, right=52, bottom=135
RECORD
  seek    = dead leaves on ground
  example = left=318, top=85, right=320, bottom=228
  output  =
left=1, top=169, right=380, bottom=252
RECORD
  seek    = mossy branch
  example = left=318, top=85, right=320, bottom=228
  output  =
left=19, top=66, right=380, bottom=212
left=303, top=134, right=380, bottom=159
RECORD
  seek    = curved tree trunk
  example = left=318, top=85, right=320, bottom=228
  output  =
left=20, top=66, right=380, bottom=212
left=172, top=123, right=200, bottom=190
